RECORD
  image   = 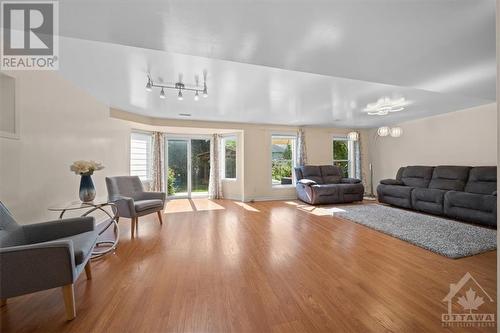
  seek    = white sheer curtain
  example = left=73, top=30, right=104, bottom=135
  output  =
left=296, top=128, right=307, bottom=166
left=208, top=134, right=223, bottom=199
left=150, top=132, right=165, bottom=192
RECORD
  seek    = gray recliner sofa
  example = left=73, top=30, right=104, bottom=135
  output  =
left=294, top=165, right=364, bottom=205
left=377, top=166, right=497, bottom=227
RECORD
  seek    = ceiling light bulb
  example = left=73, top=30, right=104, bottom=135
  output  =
left=194, top=91, right=199, bottom=101
left=146, top=79, right=152, bottom=92
left=347, top=131, right=359, bottom=141
left=178, top=89, right=183, bottom=100
left=377, top=126, right=390, bottom=137
left=203, top=84, right=208, bottom=98
left=159, top=88, right=166, bottom=99
left=390, top=127, right=403, bottom=138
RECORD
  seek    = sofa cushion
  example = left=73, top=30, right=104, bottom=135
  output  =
left=411, top=188, right=447, bottom=215
left=395, top=167, right=406, bottom=181
left=377, top=184, right=413, bottom=209
left=444, top=191, right=496, bottom=226
left=401, top=166, right=434, bottom=188
left=377, top=184, right=413, bottom=199
left=338, top=183, right=364, bottom=195
left=59, top=230, right=98, bottom=265
left=134, top=199, right=163, bottom=212
left=464, top=167, right=497, bottom=195
left=320, top=165, right=342, bottom=184
left=300, top=166, right=323, bottom=184
left=444, top=191, right=496, bottom=213
left=311, top=184, right=339, bottom=196
left=428, top=166, right=470, bottom=191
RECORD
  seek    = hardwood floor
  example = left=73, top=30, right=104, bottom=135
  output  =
left=1, top=200, right=496, bottom=332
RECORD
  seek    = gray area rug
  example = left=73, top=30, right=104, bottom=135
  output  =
left=333, top=204, right=496, bottom=259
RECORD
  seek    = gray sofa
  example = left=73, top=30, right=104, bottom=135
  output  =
left=294, top=165, right=364, bottom=204
left=377, top=166, right=497, bottom=227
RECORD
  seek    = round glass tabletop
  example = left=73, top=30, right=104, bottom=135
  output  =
left=48, top=198, right=110, bottom=211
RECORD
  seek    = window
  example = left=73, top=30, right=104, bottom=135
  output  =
left=333, top=137, right=354, bottom=178
left=222, top=136, right=237, bottom=179
left=130, top=132, right=153, bottom=182
left=271, top=134, right=296, bottom=186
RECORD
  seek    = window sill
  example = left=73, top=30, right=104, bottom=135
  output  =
left=222, top=178, right=237, bottom=182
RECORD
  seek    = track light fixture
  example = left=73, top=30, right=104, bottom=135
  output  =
left=145, top=78, right=152, bottom=92
left=203, top=82, right=208, bottom=98
left=145, top=72, right=208, bottom=101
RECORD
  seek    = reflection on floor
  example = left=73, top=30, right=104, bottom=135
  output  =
left=164, top=198, right=225, bottom=213
left=233, top=201, right=260, bottom=212
left=284, top=200, right=354, bottom=216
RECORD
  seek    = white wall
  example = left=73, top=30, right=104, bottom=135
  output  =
left=0, top=71, right=131, bottom=223
left=1, top=71, right=364, bottom=223
left=368, top=103, right=497, bottom=191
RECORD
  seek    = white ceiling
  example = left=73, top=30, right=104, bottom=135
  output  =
left=56, top=0, right=496, bottom=128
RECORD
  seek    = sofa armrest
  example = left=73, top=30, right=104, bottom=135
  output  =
left=341, top=178, right=362, bottom=184
left=298, top=179, right=317, bottom=186
left=138, top=191, right=166, bottom=202
left=0, top=240, right=76, bottom=298
left=380, top=179, right=404, bottom=186
left=109, top=196, right=136, bottom=218
left=23, top=216, right=95, bottom=244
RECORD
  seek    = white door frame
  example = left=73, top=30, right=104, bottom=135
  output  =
left=165, top=134, right=212, bottom=199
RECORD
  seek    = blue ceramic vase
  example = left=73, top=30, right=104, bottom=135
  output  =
left=79, top=174, right=96, bottom=202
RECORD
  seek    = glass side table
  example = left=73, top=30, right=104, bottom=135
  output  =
left=48, top=198, right=119, bottom=259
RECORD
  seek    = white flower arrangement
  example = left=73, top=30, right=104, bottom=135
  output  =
left=70, top=160, right=104, bottom=176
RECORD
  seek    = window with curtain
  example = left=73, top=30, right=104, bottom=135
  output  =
left=130, top=131, right=153, bottom=182
left=221, top=136, right=237, bottom=179
left=333, top=137, right=357, bottom=178
left=271, top=134, right=297, bottom=186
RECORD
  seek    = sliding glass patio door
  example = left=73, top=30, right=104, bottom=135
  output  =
left=166, top=137, right=211, bottom=198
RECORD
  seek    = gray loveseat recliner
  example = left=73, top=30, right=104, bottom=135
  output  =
left=377, top=166, right=497, bottom=227
left=294, top=165, right=364, bottom=205
left=0, top=201, right=97, bottom=320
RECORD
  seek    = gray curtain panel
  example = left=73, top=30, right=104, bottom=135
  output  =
left=208, top=134, right=223, bottom=199
left=296, top=128, right=307, bottom=166
left=150, top=132, right=165, bottom=192
left=354, top=139, right=361, bottom=180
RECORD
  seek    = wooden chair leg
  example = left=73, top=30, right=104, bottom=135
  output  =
left=84, top=262, right=92, bottom=280
left=1, top=299, right=6, bottom=307
left=136, top=217, right=139, bottom=232
left=157, top=211, right=163, bottom=225
left=62, top=284, right=76, bottom=321
left=131, top=218, right=136, bottom=238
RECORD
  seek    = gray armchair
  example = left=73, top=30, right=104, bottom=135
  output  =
left=105, top=176, right=166, bottom=238
left=0, top=201, right=97, bottom=321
